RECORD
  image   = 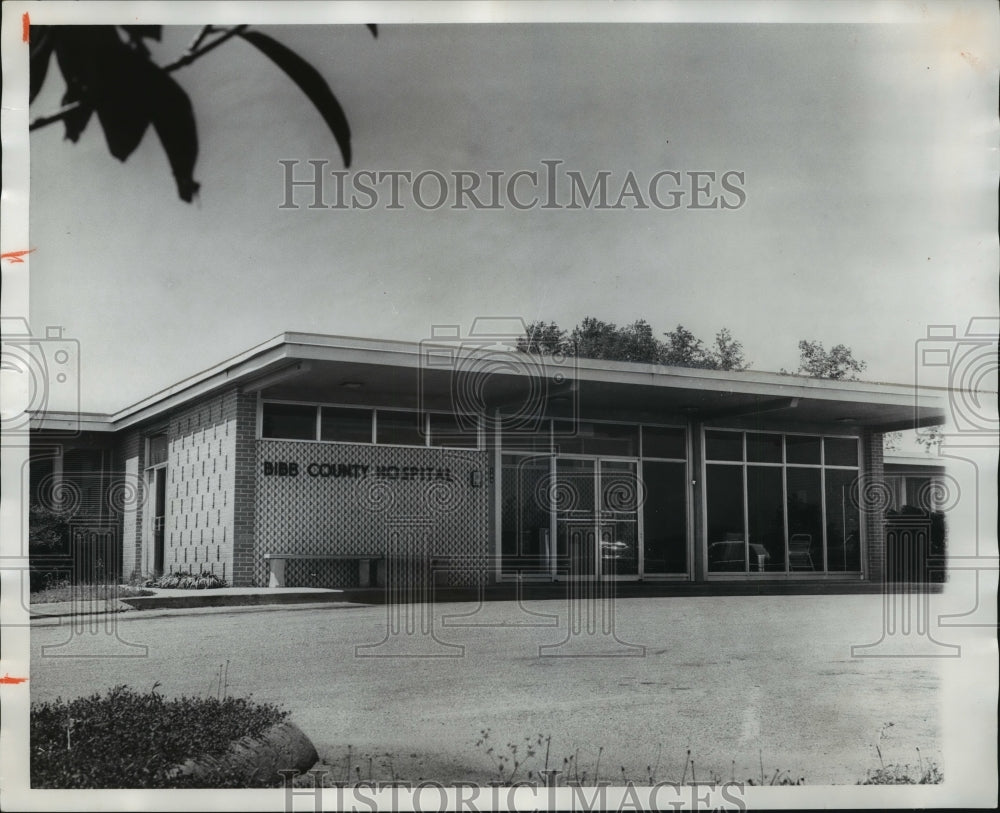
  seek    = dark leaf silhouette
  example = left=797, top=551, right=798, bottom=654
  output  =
left=93, top=42, right=157, bottom=161
left=51, top=26, right=121, bottom=143
left=237, top=29, right=352, bottom=166
left=146, top=68, right=200, bottom=202
left=367, top=24, right=378, bottom=38
left=47, top=25, right=200, bottom=199
left=31, top=24, right=373, bottom=200
left=29, top=26, right=54, bottom=103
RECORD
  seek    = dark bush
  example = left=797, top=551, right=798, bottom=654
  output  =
left=31, top=685, right=288, bottom=788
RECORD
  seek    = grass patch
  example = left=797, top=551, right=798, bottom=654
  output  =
left=31, top=685, right=289, bottom=788
left=30, top=581, right=154, bottom=604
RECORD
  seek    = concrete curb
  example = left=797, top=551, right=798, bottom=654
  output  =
left=167, top=720, right=318, bottom=787
left=28, top=601, right=367, bottom=623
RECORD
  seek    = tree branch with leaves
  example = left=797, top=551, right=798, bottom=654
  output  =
left=29, top=23, right=376, bottom=202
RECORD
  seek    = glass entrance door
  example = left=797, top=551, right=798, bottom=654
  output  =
left=554, top=458, right=597, bottom=578
left=552, top=458, right=640, bottom=579
left=152, top=467, right=166, bottom=575
left=598, top=460, right=639, bottom=577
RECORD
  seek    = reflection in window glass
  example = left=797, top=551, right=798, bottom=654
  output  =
left=707, top=464, right=745, bottom=572
left=501, top=455, right=551, bottom=574
left=642, top=426, right=686, bottom=459
left=705, top=430, right=743, bottom=461
left=825, top=468, right=861, bottom=571
left=320, top=407, right=372, bottom=443
left=824, top=436, right=859, bottom=467
left=148, top=434, right=169, bottom=466
left=376, top=411, right=425, bottom=446
left=642, top=461, right=687, bottom=573
left=262, top=403, right=316, bottom=440
left=747, top=466, right=785, bottom=571
left=786, top=467, right=823, bottom=570
left=786, top=435, right=821, bottom=465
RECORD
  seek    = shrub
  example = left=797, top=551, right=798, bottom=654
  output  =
left=29, top=582, right=155, bottom=604
left=31, top=685, right=288, bottom=788
left=144, top=570, right=228, bottom=589
left=859, top=763, right=943, bottom=785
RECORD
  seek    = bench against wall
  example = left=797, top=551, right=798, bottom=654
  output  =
left=264, top=553, right=385, bottom=588
left=263, top=553, right=458, bottom=588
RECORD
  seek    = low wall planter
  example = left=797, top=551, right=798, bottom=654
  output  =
left=167, top=720, right=318, bottom=787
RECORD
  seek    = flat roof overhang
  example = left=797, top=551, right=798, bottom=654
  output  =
left=31, top=332, right=949, bottom=433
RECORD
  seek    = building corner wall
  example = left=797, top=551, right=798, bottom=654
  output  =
left=232, top=392, right=258, bottom=586
left=862, top=430, right=885, bottom=582
left=115, top=430, right=144, bottom=579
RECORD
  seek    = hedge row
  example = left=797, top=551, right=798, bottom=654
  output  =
left=31, top=686, right=288, bottom=788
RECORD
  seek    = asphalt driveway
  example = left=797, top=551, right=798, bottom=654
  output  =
left=28, top=594, right=941, bottom=785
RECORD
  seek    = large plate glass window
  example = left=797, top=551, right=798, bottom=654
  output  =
left=642, top=460, right=687, bottom=573
left=429, top=413, right=479, bottom=449
left=262, top=403, right=316, bottom=440
left=705, top=430, right=860, bottom=574
left=320, top=407, right=372, bottom=443
left=375, top=410, right=425, bottom=447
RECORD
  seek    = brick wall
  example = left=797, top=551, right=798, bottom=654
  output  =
left=232, top=393, right=258, bottom=587
left=862, top=430, right=885, bottom=582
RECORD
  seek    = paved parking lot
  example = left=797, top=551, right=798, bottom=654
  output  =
left=29, top=594, right=942, bottom=784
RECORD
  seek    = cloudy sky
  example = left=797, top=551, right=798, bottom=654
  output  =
left=20, top=2, right=999, bottom=413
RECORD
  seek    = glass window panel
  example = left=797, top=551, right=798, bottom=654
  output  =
left=642, top=426, right=687, bottom=459
left=262, top=403, right=316, bottom=440
left=705, top=430, right=743, bottom=461
left=707, top=464, right=745, bottom=572
left=825, top=469, right=862, bottom=571
left=320, top=407, right=372, bottom=443
left=502, top=432, right=552, bottom=452
left=147, top=434, right=169, bottom=466
left=786, top=467, right=823, bottom=570
left=62, top=450, right=105, bottom=519
left=746, top=432, right=782, bottom=463
left=29, top=454, right=56, bottom=507
left=824, top=436, right=859, bottom=467
left=642, top=461, right=687, bottom=574
left=501, top=455, right=552, bottom=575
left=747, top=466, right=785, bottom=571
left=785, top=435, right=821, bottom=465
left=376, top=410, right=425, bottom=446
left=585, top=423, right=639, bottom=456
left=429, top=413, right=479, bottom=448
left=552, top=420, right=585, bottom=454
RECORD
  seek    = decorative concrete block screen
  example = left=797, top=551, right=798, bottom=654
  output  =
left=167, top=396, right=238, bottom=580
left=255, top=440, right=490, bottom=588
